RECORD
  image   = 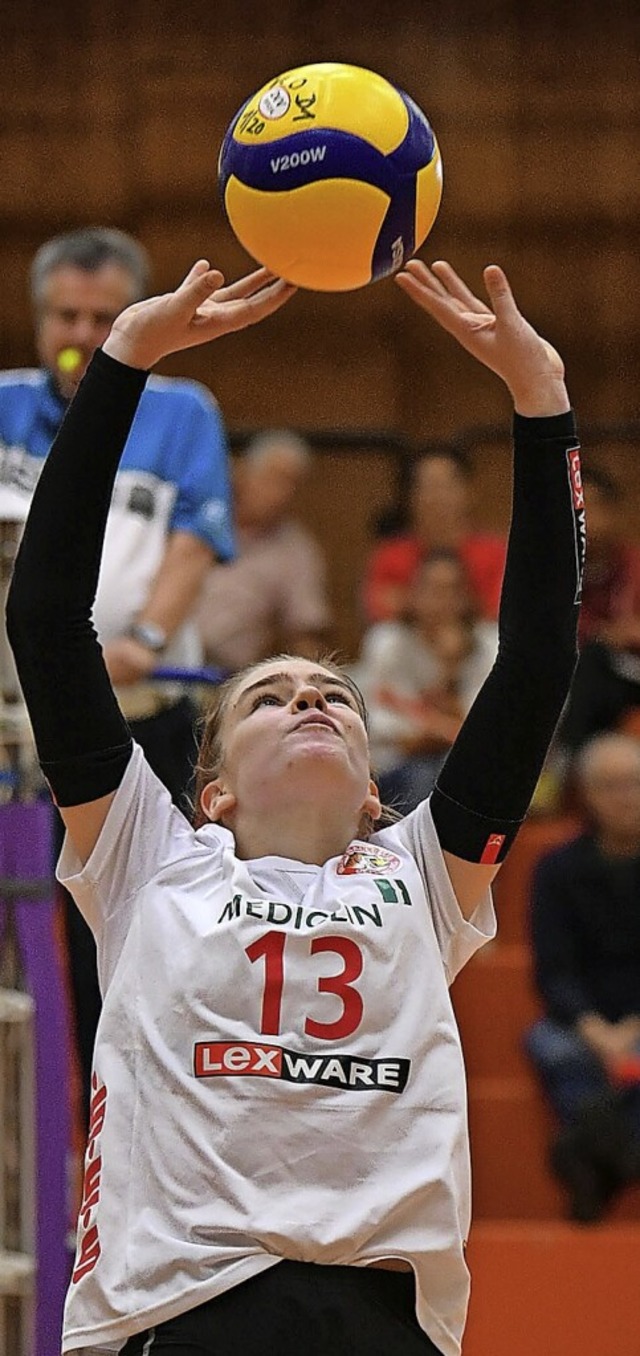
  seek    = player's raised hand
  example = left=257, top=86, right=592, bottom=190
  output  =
left=103, top=261, right=296, bottom=371
left=395, top=259, right=569, bottom=417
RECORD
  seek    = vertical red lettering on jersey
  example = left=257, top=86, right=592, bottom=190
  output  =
left=480, top=833, right=505, bottom=865
left=567, top=447, right=584, bottom=511
left=72, top=1223, right=101, bottom=1283
left=87, top=1077, right=107, bottom=1140
left=566, top=444, right=586, bottom=605
left=72, top=1072, right=107, bottom=1285
left=78, top=1155, right=102, bottom=1227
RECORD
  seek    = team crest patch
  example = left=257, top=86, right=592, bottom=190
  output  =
left=337, top=843, right=402, bottom=875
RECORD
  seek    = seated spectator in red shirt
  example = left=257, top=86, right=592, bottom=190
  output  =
left=362, top=446, right=506, bottom=624
left=357, top=549, right=498, bottom=812
left=197, top=429, right=331, bottom=670
left=560, top=466, right=640, bottom=751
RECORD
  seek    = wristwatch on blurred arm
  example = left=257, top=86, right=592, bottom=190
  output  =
left=127, top=620, right=168, bottom=654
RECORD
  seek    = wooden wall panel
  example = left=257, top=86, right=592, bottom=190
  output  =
left=1, top=0, right=640, bottom=654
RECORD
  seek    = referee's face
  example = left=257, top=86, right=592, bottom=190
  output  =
left=212, top=658, right=379, bottom=828
left=35, top=263, right=139, bottom=399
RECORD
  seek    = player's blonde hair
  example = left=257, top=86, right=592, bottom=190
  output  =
left=192, top=654, right=400, bottom=836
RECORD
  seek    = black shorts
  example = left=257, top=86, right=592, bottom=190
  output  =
left=120, top=1260, right=443, bottom=1355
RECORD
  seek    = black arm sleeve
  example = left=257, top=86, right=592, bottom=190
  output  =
left=6, top=348, right=149, bottom=806
left=430, top=409, right=584, bottom=863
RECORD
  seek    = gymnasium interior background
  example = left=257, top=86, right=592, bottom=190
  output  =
left=1, top=2, right=640, bottom=1353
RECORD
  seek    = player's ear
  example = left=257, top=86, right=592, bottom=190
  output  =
left=200, top=779, right=237, bottom=825
left=363, top=779, right=382, bottom=823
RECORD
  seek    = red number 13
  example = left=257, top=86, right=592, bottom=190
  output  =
left=245, top=932, right=364, bottom=1041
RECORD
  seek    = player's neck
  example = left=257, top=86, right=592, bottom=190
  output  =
left=230, top=801, right=361, bottom=866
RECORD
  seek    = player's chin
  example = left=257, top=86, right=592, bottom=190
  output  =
left=288, top=742, right=347, bottom=769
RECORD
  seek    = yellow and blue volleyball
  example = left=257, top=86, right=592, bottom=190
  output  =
left=218, top=62, right=443, bottom=292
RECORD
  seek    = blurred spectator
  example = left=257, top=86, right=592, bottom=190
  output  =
left=362, top=446, right=506, bottom=624
left=0, top=226, right=235, bottom=1125
left=197, top=428, right=331, bottom=668
left=358, top=549, right=498, bottom=812
left=525, top=732, right=640, bottom=1222
left=560, top=466, right=640, bottom=751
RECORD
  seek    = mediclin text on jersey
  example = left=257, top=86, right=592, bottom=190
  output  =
left=216, top=880, right=415, bottom=933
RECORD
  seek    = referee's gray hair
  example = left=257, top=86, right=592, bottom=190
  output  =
left=243, top=428, right=312, bottom=469
left=30, top=227, right=151, bottom=307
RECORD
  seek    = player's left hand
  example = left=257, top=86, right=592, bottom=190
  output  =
left=103, top=261, right=296, bottom=371
left=395, top=259, right=569, bottom=417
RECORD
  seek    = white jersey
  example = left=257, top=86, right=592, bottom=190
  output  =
left=59, top=745, right=496, bottom=1356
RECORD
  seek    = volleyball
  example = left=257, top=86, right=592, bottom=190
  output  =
left=218, top=62, right=443, bottom=292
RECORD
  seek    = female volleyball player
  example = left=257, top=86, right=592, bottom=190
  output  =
left=7, top=258, right=583, bottom=1356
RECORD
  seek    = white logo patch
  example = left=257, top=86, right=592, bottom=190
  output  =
left=259, top=85, right=291, bottom=119
left=337, top=843, right=402, bottom=876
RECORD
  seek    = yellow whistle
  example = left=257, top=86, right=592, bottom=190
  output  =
left=57, top=347, right=83, bottom=374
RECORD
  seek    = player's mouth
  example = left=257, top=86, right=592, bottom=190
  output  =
left=292, top=712, right=339, bottom=735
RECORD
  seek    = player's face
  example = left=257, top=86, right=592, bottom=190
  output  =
left=35, top=263, right=138, bottom=399
left=214, top=658, right=376, bottom=820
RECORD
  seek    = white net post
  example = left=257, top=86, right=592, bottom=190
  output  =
left=0, top=518, right=38, bottom=1354
left=0, top=986, right=36, bottom=1356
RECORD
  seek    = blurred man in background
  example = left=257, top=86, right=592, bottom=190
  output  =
left=362, top=445, right=506, bottom=626
left=197, top=428, right=331, bottom=669
left=525, top=732, right=640, bottom=1222
left=0, top=225, right=235, bottom=1124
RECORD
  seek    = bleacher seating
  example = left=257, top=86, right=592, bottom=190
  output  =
left=452, top=817, right=640, bottom=1356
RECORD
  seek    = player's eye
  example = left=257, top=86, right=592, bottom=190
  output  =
left=250, top=692, right=282, bottom=710
left=325, top=690, right=354, bottom=707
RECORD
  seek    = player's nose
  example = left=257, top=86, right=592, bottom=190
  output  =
left=291, top=685, right=328, bottom=712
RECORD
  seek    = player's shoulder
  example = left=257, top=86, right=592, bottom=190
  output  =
left=0, top=367, right=46, bottom=393
left=145, top=373, right=222, bottom=415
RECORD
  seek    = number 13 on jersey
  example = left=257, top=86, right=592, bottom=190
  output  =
left=245, top=931, right=364, bottom=1041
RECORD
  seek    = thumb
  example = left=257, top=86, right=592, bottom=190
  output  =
left=483, top=265, right=519, bottom=321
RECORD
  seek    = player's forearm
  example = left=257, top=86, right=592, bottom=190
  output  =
left=430, top=410, right=583, bottom=864
left=6, top=349, right=145, bottom=803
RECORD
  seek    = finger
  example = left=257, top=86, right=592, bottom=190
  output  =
left=195, top=277, right=296, bottom=333
left=181, top=259, right=214, bottom=283
left=212, top=266, right=279, bottom=303
left=398, top=258, right=450, bottom=299
left=166, top=268, right=226, bottom=324
left=226, top=277, right=297, bottom=326
left=174, top=264, right=225, bottom=309
left=394, top=269, right=459, bottom=322
left=431, top=261, right=492, bottom=315
left=482, top=265, right=520, bottom=321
